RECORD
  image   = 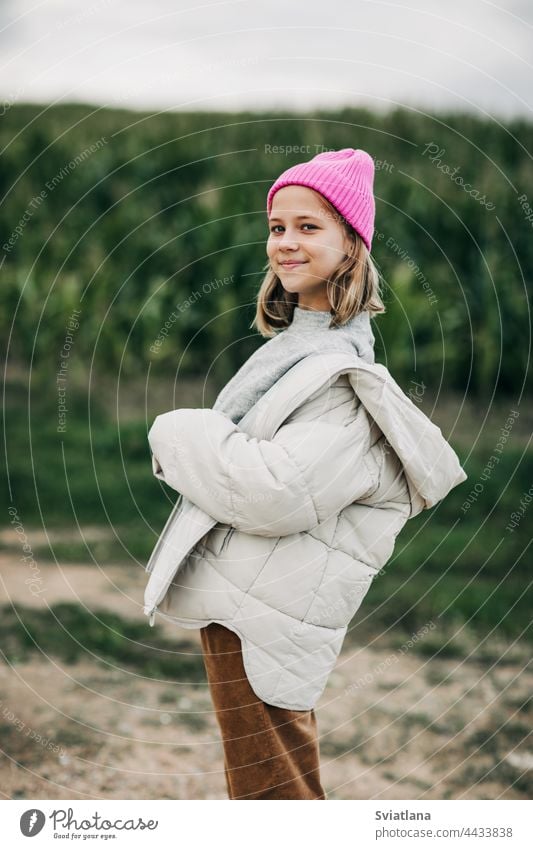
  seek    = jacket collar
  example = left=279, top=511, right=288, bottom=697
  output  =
left=244, top=352, right=467, bottom=513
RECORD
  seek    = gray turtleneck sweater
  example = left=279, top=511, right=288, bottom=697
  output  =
left=212, top=306, right=376, bottom=425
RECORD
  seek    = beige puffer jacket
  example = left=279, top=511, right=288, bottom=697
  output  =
left=144, top=352, right=467, bottom=710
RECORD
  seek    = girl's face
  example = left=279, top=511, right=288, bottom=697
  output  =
left=267, top=185, right=350, bottom=311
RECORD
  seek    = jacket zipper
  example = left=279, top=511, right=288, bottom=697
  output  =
left=221, top=526, right=235, bottom=552
left=145, top=493, right=184, bottom=574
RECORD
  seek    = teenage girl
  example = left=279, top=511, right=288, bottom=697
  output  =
left=145, top=149, right=467, bottom=800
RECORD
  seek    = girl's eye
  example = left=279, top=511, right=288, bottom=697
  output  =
left=269, top=224, right=317, bottom=233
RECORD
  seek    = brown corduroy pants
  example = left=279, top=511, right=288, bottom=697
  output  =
left=200, top=622, right=326, bottom=800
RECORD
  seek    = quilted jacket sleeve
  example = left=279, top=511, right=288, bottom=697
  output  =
left=148, top=402, right=379, bottom=537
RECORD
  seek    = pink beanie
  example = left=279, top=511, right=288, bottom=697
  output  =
left=266, top=148, right=375, bottom=251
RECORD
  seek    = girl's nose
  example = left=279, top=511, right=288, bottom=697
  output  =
left=279, top=232, right=299, bottom=248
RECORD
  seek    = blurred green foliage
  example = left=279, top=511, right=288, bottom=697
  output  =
left=0, top=603, right=204, bottom=679
left=1, top=103, right=531, bottom=393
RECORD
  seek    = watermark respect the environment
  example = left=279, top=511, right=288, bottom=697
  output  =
left=2, top=136, right=108, bottom=254
left=375, top=229, right=437, bottom=305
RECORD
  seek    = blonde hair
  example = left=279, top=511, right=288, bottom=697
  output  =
left=252, top=193, right=386, bottom=338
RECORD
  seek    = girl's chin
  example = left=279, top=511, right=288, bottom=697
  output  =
left=279, top=278, right=311, bottom=292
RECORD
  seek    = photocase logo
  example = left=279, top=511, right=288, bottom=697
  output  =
left=20, top=809, right=46, bottom=836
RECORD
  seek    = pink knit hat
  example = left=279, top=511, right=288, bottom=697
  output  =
left=266, top=148, right=375, bottom=251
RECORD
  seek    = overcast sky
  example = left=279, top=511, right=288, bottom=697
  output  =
left=0, top=0, right=531, bottom=118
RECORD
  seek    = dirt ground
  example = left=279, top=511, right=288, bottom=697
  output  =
left=1, top=530, right=532, bottom=801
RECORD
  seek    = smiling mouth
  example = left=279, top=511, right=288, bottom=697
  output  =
left=280, top=261, right=306, bottom=267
